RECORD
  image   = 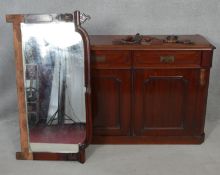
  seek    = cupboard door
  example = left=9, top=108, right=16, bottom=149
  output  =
left=134, top=69, right=199, bottom=136
left=92, top=70, right=131, bottom=136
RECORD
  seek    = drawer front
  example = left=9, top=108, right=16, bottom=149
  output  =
left=91, top=50, right=131, bottom=69
left=133, top=51, right=201, bottom=68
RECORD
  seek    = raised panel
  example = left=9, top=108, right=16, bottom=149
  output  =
left=92, top=70, right=131, bottom=136
left=93, top=77, right=121, bottom=129
left=143, top=76, right=188, bottom=129
left=134, top=69, right=199, bottom=136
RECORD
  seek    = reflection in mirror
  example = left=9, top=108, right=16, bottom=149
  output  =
left=21, top=22, right=86, bottom=153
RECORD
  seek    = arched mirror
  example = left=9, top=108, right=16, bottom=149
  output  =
left=6, top=11, right=92, bottom=163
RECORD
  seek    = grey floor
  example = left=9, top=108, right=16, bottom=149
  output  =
left=0, top=109, right=220, bottom=175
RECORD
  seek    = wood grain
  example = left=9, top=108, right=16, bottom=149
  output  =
left=90, top=35, right=215, bottom=51
left=92, top=69, right=131, bottom=136
left=134, top=69, right=199, bottom=136
left=133, top=50, right=201, bottom=68
left=92, top=135, right=204, bottom=144
left=91, top=35, right=215, bottom=144
left=12, top=22, right=33, bottom=160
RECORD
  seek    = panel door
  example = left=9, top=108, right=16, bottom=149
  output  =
left=92, top=69, right=131, bottom=136
left=134, top=69, right=199, bottom=136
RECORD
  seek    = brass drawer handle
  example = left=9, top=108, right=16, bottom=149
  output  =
left=160, top=56, right=175, bottom=63
left=94, top=56, right=106, bottom=62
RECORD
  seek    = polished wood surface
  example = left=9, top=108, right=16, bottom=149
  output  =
left=91, top=50, right=131, bottom=69
left=90, top=35, right=215, bottom=144
left=133, top=50, right=201, bottom=68
left=92, top=69, right=131, bottom=136
left=90, top=35, right=215, bottom=50
left=74, top=11, right=93, bottom=147
left=134, top=69, right=199, bottom=136
left=92, top=135, right=204, bottom=144
left=16, top=145, right=86, bottom=163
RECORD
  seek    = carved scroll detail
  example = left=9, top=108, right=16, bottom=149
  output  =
left=80, top=13, right=91, bottom=24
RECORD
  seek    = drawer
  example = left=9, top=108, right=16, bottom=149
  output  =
left=91, top=50, right=131, bottom=69
left=133, top=51, right=201, bottom=68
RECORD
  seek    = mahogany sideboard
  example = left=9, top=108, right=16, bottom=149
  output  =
left=90, top=35, right=215, bottom=144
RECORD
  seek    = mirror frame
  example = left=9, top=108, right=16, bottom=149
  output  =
left=6, top=11, right=92, bottom=163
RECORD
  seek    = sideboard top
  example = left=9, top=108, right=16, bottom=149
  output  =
left=89, top=35, right=215, bottom=51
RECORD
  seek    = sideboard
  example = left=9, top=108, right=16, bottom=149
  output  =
left=90, top=35, right=215, bottom=144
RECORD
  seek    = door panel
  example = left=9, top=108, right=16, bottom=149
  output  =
left=134, top=69, right=199, bottom=136
left=92, top=69, right=131, bottom=136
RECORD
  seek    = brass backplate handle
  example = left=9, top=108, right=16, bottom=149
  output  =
left=160, top=56, right=175, bottom=63
left=200, top=69, right=206, bottom=86
left=94, top=56, right=106, bottom=62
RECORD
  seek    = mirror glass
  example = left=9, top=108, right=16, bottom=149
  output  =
left=21, top=22, right=86, bottom=153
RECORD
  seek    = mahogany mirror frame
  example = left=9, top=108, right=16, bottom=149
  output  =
left=6, top=11, right=92, bottom=163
